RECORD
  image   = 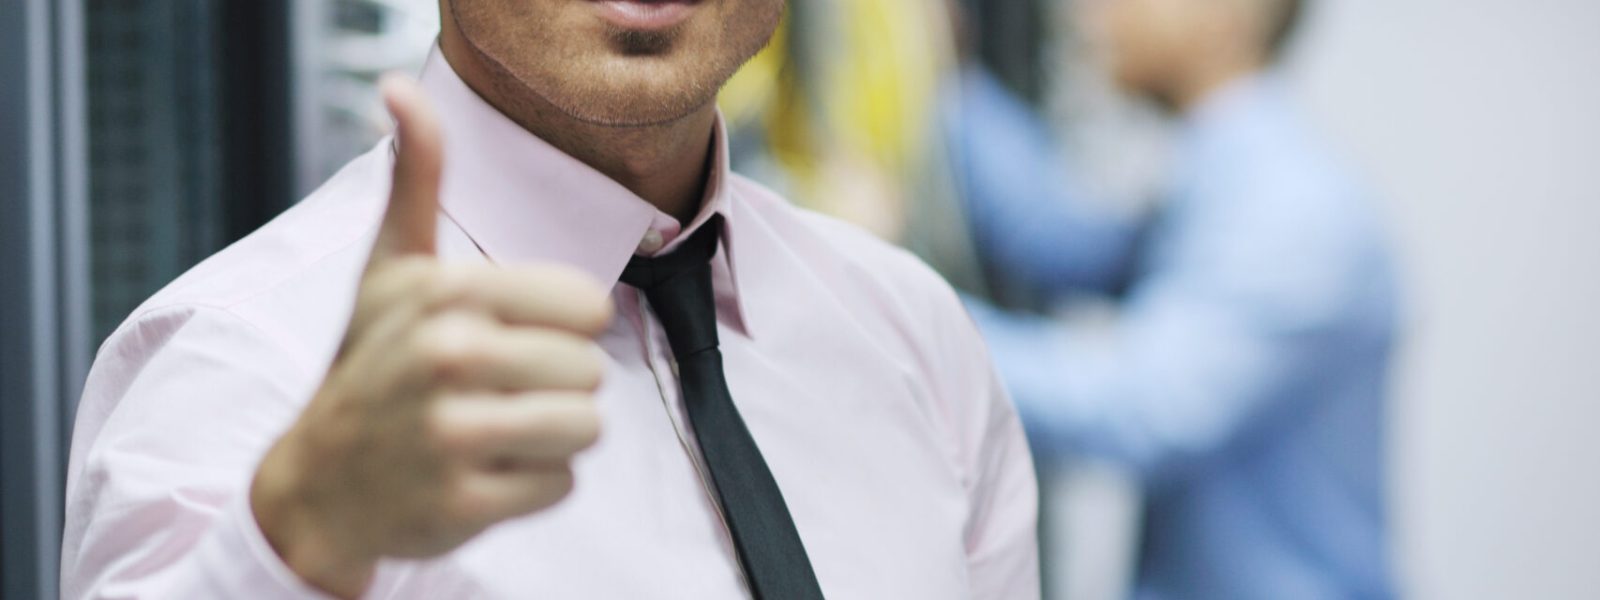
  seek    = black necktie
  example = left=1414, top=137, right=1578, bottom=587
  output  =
left=620, top=217, right=825, bottom=600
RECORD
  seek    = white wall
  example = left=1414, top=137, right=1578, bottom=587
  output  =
left=1291, top=1, right=1600, bottom=597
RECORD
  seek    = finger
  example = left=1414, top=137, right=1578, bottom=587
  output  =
left=347, top=256, right=436, bottom=343
left=371, top=73, right=443, bottom=264
left=432, top=393, right=601, bottom=464
left=454, top=466, right=577, bottom=525
left=413, top=312, right=609, bottom=392
left=429, top=264, right=615, bottom=336
left=358, top=262, right=613, bottom=341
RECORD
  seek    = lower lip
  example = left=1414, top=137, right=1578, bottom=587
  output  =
left=590, top=0, right=699, bottom=30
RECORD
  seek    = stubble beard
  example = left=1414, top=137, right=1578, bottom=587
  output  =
left=452, top=2, right=763, bottom=129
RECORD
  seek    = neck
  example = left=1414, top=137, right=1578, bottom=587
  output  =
left=1155, top=43, right=1264, bottom=115
left=438, top=26, right=716, bottom=223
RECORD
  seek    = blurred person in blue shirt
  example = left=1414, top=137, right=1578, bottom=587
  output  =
left=951, top=0, right=1401, bottom=598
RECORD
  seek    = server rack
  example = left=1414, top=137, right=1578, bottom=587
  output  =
left=85, top=0, right=299, bottom=341
left=963, top=0, right=1051, bottom=103
left=1, top=1, right=443, bottom=595
left=3, top=2, right=298, bottom=598
left=2, top=0, right=89, bottom=597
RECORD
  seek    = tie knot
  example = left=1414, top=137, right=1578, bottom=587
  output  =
left=620, top=216, right=723, bottom=357
left=620, top=216, right=722, bottom=291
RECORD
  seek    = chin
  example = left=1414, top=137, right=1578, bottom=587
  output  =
left=1110, top=66, right=1157, bottom=99
left=449, top=0, right=779, bottom=127
left=529, top=55, right=723, bottom=127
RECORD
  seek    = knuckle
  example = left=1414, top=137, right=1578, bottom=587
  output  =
left=476, top=412, right=522, bottom=446
left=528, top=265, right=613, bottom=333
left=568, top=404, right=602, bottom=449
left=538, top=468, right=577, bottom=504
left=528, top=333, right=604, bottom=391
left=580, top=296, right=615, bottom=335
left=564, top=340, right=607, bottom=390
left=414, top=320, right=479, bottom=378
left=492, top=397, right=599, bottom=457
left=424, top=403, right=473, bottom=456
left=514, top=403, right=564, bottom=441
left=537, top=397, right=600, bottom=452
left=422, top=267, right=471, bottom=309
left=418, top=341, right=466, bottom=380
left=449, top=485, right=498, bottom=526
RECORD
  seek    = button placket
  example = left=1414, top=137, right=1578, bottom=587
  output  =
left=635, top=288, right=732, bottom=536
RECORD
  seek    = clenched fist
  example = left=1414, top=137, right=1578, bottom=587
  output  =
left=250, top=75, right=613, bottom=598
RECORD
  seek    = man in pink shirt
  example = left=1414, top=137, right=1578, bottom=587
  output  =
left=61, top=1, right=1038, bottom=598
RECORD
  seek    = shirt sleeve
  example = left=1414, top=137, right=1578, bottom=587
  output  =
left=964, top=176, right=1392, bottom=484
left=62, top=305, right=335, bottom=599
left=946, top=67, right=1144, bottom=297
left=932, top=289, right=1042, bottom=599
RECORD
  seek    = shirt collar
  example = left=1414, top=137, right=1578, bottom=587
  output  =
left=417, top=45, right=754, bottom=335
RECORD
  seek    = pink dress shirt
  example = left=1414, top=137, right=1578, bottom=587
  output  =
left=61, top=50, right=1039, bottom=599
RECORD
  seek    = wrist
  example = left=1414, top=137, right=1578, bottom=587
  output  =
left=251, top=430, right=377, bottom=599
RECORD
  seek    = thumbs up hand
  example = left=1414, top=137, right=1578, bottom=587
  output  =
left=250, top=75, right=613, bottom=599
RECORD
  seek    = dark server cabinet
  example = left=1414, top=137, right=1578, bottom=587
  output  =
left=86, top=0, right=297, bottom=341
left=961, top=0, right=1051, bottom=103
left=2, top=1, right=85, bottom=597
left=2, top=3, right=299, bottom=599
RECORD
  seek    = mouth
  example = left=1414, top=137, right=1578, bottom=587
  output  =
left=588, top=0, right=702, bottom=31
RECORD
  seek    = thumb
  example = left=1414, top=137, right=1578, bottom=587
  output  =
left=372, top=73, right=443, bottom=263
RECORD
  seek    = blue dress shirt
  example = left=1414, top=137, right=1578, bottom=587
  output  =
left=945, top=68, right=1144, bottom=302
left=952, top=70, right=1401, bottom=600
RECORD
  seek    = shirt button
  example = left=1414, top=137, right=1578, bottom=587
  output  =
left=638, top=230, right=665, bottom=254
